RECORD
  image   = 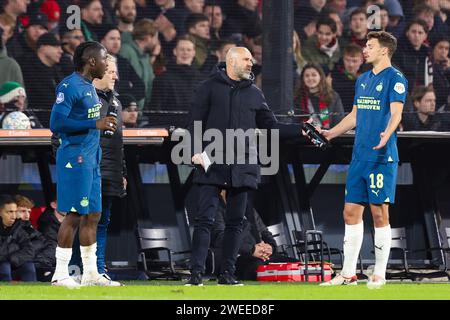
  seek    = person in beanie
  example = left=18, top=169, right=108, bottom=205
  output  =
left=40, top=0, right=61, bottom=33
left=0, top=81, right=42, bottom=128
left=119, top=93, right=138, bottom=128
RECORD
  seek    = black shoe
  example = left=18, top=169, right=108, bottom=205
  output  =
left=185, top=272, right=203, bottom=286
left=217, top=271, right=244, bottom=286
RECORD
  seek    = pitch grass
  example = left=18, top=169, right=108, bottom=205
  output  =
left=0, top=281, right=450, bottom=300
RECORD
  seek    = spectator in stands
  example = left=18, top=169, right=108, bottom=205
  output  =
left=0, top=12, right=16, bottom=46
left=384, top=0, right=405, bottom=37
left=402, top=85, right=444, bottom=131
left=326, top=0, right=347, bottom=17
left=295, top=0, right=325, bottom=40
left=186, top=13, right=210, bottom=69
left=340, top=8, right=368, bottom=49
left=429, top=35, right=450, bottom=110
left=119, top=93, right=139, bottom=128
left=293, top=31, right=307, bottom=77
left=119, top=18, right=158, bottom=111
left=413, top=0, right=449, bottom=38
left=148, top=36, right=203, bottom=127
left=331, top=44, right=364, bottom=113
left=302, top=17, right=342, bottom=73
left=36, top=198, right=64, bottom=281
left=393, top=19, right=432, bottom=93
left=80, top=0, right=104, bottom=41
left=115, top=0, right=137, bottom=44
left=211, top=192, right=298, bottom=280
left=59, top=26, right=85, bottom=76
left=8, top=13, right=48, bottom=62
left=294, top=62, right=345, bottom=129
left=0, top=194, right=37, bottom=282
left=203, top=2, right=227, bottom=46
left=0, top=0, right=27, bottom=31
left=39, top=0, right=61, bottom=34
left=14, top=195, right=33, bottom=221
left=223, top=0, right=262, bottom=41
left=0, top=81, right=42, bottom=128
left=22, top=32, right=63, bottom=128
left=99, top=24, right=145, bottom=103
left=0, top=16, right=23, bottom=86
left=13, top=194, right=55, bottom=281
left=321, top=8, right=344, bottom=37
left=201, top=38, right=236, bottom=75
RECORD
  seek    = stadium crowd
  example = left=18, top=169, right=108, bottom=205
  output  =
left=0, top=0, right=448, bottom=131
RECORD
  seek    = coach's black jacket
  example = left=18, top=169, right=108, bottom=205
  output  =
left=188, top=63, right=303, bottom=189
left=97, top=89, right=127, bottom=197
left=0, top=220, right=35, bottom=268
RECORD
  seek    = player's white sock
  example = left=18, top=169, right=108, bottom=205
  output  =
left=373, top=225, right=391, bottom=278
left=53, top=246, right=72, bottom=280
left=81, top=243, right=99, bottom=276
left=341, top=222, right=364, bottom=278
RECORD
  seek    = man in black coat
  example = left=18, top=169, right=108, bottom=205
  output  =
left=148, top=36, right=204, bottom=128
left=0, top=195, right=37, bottom=282
left=186, top=47, right=304, bottom=286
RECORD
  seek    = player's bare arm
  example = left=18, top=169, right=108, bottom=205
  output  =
left=373, top=101, right=403, bottom=150
left=320, top=105, right=358, bottom=140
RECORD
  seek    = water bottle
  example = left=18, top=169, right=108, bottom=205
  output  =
left=102, top=102, right=118, bottom=138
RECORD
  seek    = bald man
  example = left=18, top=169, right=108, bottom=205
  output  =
left=186, top=47, right=304, bottom=286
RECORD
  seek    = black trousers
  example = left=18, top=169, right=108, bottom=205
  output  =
left=190, top=184, right=248, bottom=274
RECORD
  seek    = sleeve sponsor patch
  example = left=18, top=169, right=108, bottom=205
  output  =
left=56, top=92, right=64, bottom=104
left=394, top=82, right=405, bottom=94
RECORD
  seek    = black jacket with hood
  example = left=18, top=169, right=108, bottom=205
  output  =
left=188, top=63, right=302, bottom=189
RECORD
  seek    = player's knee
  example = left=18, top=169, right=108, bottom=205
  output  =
left=343, top=208, right=359, bottom=224
left=372, top=211, right=388, bottom=226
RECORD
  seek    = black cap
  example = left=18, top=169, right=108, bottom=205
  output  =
left=429, top=33, right=450, bottom=48
left=37, top=32, right=61, bottom=48
left=27, top=13, right=49, bottom=29
left=118, top=94, right=137, bottom=109
left=97, top=24, right=120, bottom=42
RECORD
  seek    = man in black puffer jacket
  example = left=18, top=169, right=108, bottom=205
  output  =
left=186, top=47, right=304, bottom=286
left=0, top=195, right=37, bottom=282
left=147, top=36, right=205, bottom=128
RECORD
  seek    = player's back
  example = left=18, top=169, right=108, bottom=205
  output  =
left=51, top=72, right=102, bottom=166
left=352, top=66, right=408, bottom=163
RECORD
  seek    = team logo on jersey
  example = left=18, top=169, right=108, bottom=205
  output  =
left=376, top=82, right=383, bottom=92
left=394, top=82, right=405, bottom=94
left=56, top=92, right=64, bottom=104
left=80, top=197, right=89, bottom=207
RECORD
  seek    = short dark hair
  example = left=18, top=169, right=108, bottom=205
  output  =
left=185, top=13, right=209, bottom=32
left=343, top=43, right=363, bottom=57
left=174, top=35, right=194, bottom=48
left=367, top=31, right=397, bottom=57
left=0, top=194, right=15, bottom=211
left=215, top=38, right=236, bottom=52
left=411, top=85, right=434, bottom=103
left=413, top=3, right=435, bottom=17
left=405, top=18, right=429, bottom=34
left=350, top=8, right=367, bottom=20
left=79, top=0, right=100, bottom=9
left=73, top=41, right=105, bottom=71
left=316, top=16, right=337, bottom=33
left=132, top=18, right=157, bottom=40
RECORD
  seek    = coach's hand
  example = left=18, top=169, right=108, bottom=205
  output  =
left=373, top=131, right=388, bottom=150
left=192, top=153, right=205, bottom=170
left=96, top=116, right=117, bottom=131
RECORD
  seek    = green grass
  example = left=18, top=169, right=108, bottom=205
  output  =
left=0, top=281, right=449, bottom=300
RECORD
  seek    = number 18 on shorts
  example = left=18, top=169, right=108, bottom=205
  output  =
left=345, top=160, right=398, bottom=205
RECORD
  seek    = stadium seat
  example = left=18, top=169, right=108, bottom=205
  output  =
left=30, top=206, right=46, bottom=229
left=136, top=227, right=190, bottom=280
